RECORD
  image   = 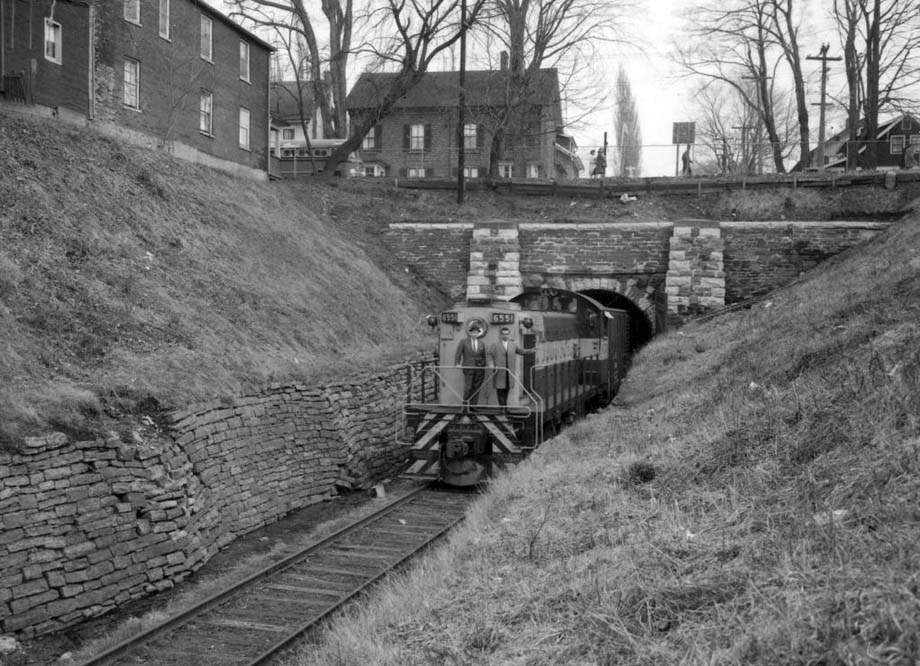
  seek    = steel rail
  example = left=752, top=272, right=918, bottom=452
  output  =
left=75, top=484, right=467, bottom=666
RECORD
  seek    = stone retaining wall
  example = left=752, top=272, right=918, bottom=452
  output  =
left=0, top=358, right=434, bottom=637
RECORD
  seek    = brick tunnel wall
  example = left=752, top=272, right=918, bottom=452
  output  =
left=0, top=359, right=435, bottom=637
left=721, top=221, right=891, bottom=301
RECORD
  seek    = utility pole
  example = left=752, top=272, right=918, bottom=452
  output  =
left=456, top=0, right=467, bottom=203
left=807, top=44, right=841, bottom=170
left=732, top=124, right=754, bottom=175
left=742, top=73, right=771, bottom=175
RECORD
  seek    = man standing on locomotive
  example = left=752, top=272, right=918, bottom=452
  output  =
left=455, top=322, right=488, bottom=405
left=487, top=326, right=534, bottom=407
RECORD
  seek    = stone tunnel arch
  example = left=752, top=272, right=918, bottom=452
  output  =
left=578, top=288, right=655, bottom=350
left=553, top=277, right=662, bottom=350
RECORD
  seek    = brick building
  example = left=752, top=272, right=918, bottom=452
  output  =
left=345, top=68, right=582, bottom=180
left=0, top=0, right=272, bottom=177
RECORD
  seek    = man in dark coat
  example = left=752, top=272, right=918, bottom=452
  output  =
left=454, top=323, right=488, bottom=404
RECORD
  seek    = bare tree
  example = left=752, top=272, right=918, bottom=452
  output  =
left=832, top=0, right=920, bottom=169
left=328, top=0, right=488, bottom=177
left=269, top=19, right=318, bottom=173
left=226, top=0, right=353, bottom=139
left=693, top=80, right=796, bottom=176
left=614, top=65, right=641, bottom=177
left=676, top=0, right=809, bottom=173
left=476, top=0, right=633, bottom=177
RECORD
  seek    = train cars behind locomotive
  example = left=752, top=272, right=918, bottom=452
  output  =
left=404, top=288, right=632, bottom=486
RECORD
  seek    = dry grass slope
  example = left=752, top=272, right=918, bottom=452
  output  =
left=284, top=213, right=920, bottom=665
left=0, top=113, right=439, bottom=448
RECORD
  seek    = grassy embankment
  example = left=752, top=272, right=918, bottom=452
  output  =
left=0, top=111, right=443, bottom=449
left=282, top=213, right=920, bottom=664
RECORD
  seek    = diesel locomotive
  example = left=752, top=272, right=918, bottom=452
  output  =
left=404, top=287, right=632, bottom=486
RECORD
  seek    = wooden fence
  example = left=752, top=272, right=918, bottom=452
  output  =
left=391, top=169, right=920, bottom=198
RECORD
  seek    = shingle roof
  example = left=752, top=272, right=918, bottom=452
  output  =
left=345, top=69, right=560, bottom=111
left=270, top=82, right=315, bottom=123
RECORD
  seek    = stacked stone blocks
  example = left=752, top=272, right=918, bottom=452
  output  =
left=0, top=358, right=434, bottom=637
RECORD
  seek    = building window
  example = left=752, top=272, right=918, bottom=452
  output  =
left=123, top=59, right=140, bottom=109
left=239, top=41, right=250, bottom=82
left=910, top=135, right=920, bottom=147
left=281, top=128, right=295, bottom=141
left=407, top=167, right=426, bottom=178
left=44, top=19, right=61, bottom=64
left=410, top=124, right=425, bottom=151
left=462, top=166, right=480, bottom=178
left=158, top=0, right=170, bottom=39
left=527, top=164, right=540, bottom=178
left=363, top=125, right=381, bottom=151
left=200, top=15, right=213, bottom=61
left=498, top=163, right=513, bottom=178
left=463, top=123, right=479, bottom=150
left=890, top=135, right=906, bottom=154
left=239, top=108, right=250, bottom=150
left=404, top=123, right=431, bottom=151
left=200, top=90, right=213, bottom=135
left=124, top=0, right=140, bottom=23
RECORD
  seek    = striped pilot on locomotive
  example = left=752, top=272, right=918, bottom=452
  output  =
left=404, top=287, right=632, bottom=486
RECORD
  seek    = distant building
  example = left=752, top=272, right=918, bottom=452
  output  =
left=345, top=68, right=581, bottom=180
left=807, top=113, right=920, bottom=171
left=268, top=80, right=360, bottom=177
left=0, top=0, right=273, bottom=178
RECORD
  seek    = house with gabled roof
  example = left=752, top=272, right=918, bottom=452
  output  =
left=344, top=67, right=582, bottom=180
left=808, top=113, right=920, bottom=171
left=0, top=0, right=273, bottom=179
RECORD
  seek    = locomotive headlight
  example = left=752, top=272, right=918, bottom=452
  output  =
left=426, top=314, right=438, bottom=327
left=522, top=317, right=534, bottom=329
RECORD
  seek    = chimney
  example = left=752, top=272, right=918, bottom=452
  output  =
left=500, top=51, right=508, bottom=71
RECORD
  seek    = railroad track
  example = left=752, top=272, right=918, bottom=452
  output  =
left=76, top=484, right=472, bottom=666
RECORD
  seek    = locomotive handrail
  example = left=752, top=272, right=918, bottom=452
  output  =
left=404, top=363, right=539, bottom=419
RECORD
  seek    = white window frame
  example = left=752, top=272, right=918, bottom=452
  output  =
left=123, top=58, right=140, bottom=109
left=44, top=18, right=62, bottom=64
left=463, top=166, right=479, bottom=178
left=910, top=135, right=920, bottom=147
left=158, top=0, right=170, bottom=39
left=890, top=135, right=906, bottom=154
left=200, top=15, right=213, bottom=62
left=362, top=130, right=377, bottom=150
left=527, top=163, right=540, bottom=178
left=281, top=128, right=295, bottom=141
left=498, top=162, right=513, bottom=179
left=124, top=0, right=140, bottom=24
left=409, top=124, right=425, bottom=151
left=407, top=167, right=426, bottom=178
left=463, top=123, right=478, bottom=150
left=239, top=107, right=251, bottom=150
left=239, top=41, right=250, bottom=82
left=200, top=90, right=213, bottom=136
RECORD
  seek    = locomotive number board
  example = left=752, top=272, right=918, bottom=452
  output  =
left=491, top=313, right=515, bottom=324
left=441, top=312, right=459, bottom=323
